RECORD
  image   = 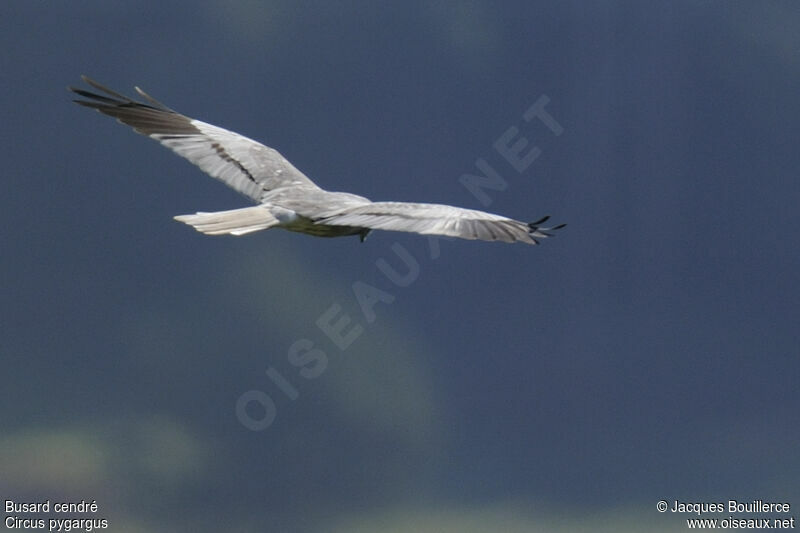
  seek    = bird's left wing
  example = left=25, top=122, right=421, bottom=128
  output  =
left=69, top=76, right=319, bottom=202
left=316, top=202, right=565, bottom=244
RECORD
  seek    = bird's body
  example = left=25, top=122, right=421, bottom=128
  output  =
left=70, top=76, right=564, bottom=244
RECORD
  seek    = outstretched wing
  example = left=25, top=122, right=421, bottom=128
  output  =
left=316, top=202, right=565, bottom=244
left=69, top=76, right=319, bottom=201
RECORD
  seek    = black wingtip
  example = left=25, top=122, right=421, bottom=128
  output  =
left=528, top=215, right=550, bottom=227
left=134, top=85, right=173, bottom=111
left=527, top=216, right=566, bottom=243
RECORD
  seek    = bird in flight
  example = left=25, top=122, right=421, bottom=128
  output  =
left=70, top=76, right=564, bottom=244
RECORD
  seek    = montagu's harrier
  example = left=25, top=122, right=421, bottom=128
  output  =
left=70, top=76, right=564, bottom=244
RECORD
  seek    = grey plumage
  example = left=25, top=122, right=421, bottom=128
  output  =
left=70, top=76, right=564, bottom=244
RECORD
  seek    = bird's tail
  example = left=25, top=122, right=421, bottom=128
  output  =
left=174, top=206, right=279, bottom=236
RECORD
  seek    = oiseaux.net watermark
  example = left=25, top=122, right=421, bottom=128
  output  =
left=657, top=499, right=796, bottom=529
left=236, top=95, right=564, bottom=432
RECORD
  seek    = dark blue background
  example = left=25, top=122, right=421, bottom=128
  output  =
left=2, top=2, right=798, bottom=531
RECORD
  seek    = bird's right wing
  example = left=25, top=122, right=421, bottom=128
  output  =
left=317, top=202, right=565, bottom=244
left=69, top=76, right=320, bottom=202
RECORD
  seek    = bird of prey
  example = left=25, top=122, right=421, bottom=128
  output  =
left=70, top=76, right=564, bottom=244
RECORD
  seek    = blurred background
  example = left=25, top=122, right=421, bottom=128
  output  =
left=2, top=1, right=799, bottom=531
